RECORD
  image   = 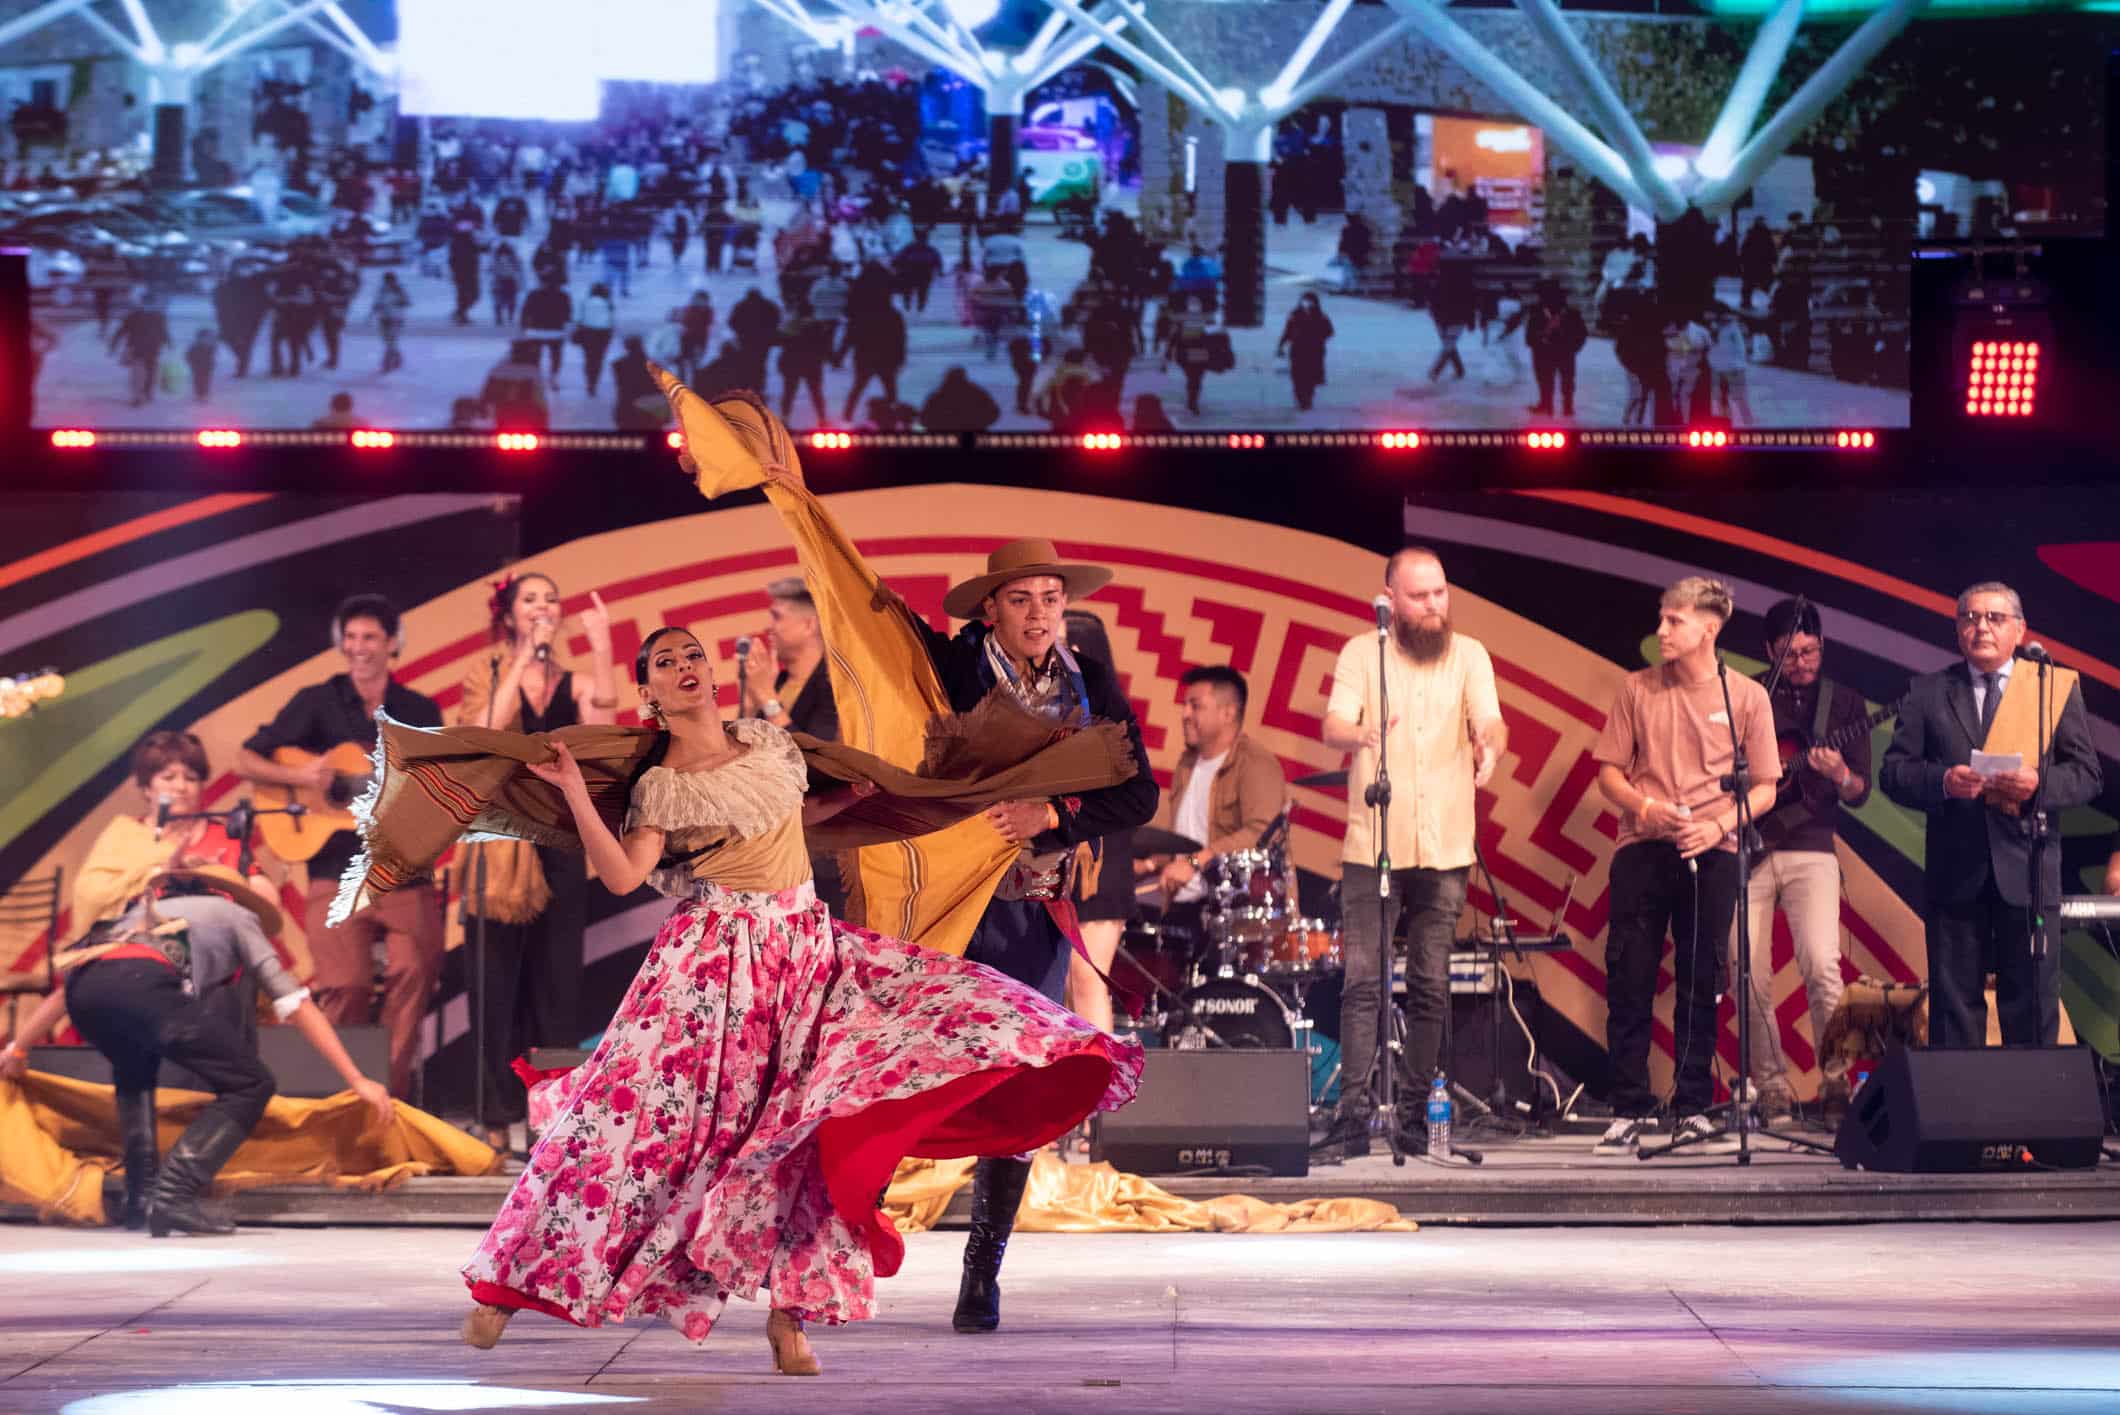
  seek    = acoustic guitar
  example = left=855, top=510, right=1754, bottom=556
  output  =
left=253, top=742, right=375, bottom=862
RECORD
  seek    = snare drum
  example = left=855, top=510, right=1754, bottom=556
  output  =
left=1265, top=917, right=1340, bottom=975
left=1166, top=976, right=1298, bottom=1050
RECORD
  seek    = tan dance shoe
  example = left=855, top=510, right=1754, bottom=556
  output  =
left=461, top=1303, right=512, bottom=1350
left=765, top=1308, right=821, bottom=1376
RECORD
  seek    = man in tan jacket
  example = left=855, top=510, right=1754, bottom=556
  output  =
left=1139, top=666, right=1289, bottom=932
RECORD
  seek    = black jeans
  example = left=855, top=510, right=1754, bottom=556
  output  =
left=1925, top=872, right=2059, bottom=1048
left=1605, top=842, right=1735, bottom=1116
left=1336, top=863, right=1468, bottom=1117
left=64, top=958, right=275, bottom=1137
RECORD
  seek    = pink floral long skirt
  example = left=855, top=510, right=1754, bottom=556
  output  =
left=462, top=881, right=1141, bottom=1342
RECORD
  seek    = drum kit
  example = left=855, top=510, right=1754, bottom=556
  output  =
left=1116, top=795, right=1347, bottom=1095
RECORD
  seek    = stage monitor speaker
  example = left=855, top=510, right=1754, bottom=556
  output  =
left=1833, top=1046, right=2104, bottom=1172
left=1091, top=1049, right=1309, bottom=1177
left=29, top=1025, right=389, bottom=1098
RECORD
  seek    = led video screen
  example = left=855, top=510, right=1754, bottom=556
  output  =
left=3, top=3, right=2112, bottom=435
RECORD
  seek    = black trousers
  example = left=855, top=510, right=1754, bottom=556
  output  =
left=471, top=847, right=587, bottom=1127
left=1532, top=349, right=1576, bottom=412
left=1604, top=842, right=1735, bottom=1116
left=964, top=899, right=1070, bottom=1004
left=64, top=958, right=275, bottom=1136
left=1924, top=871, right=2060, bottom=1048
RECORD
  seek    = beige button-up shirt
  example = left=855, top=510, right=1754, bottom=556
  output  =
left=1327, top=631, right=1500, bottom=870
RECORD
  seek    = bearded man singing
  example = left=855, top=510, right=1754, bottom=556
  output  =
left=1319, top=546, right=1505, bottom=1155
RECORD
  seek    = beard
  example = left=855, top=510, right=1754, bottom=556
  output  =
left=1395, top=612, right=1452, bottom=662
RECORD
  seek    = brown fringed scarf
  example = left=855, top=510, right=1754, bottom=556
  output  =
left=330, top=692, right=1137, bottom=927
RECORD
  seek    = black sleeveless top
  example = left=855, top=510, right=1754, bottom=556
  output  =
left=521, top=669, right=579, bottom=733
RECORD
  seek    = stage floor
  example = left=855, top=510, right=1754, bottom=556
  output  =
left=1, top=1220, right=2115, bottom=1413
left=184, top=1128, right=2120, bottom=1230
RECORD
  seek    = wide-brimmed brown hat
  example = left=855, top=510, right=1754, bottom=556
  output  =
left=149, top=865, right=285, bottom=938
left=943, top=538, right=1113, bottom=620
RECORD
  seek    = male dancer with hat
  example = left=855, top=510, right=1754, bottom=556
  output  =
left=903, top=537, right=1158, bottom=1333
left=2, top=729, right=392, bottom=1235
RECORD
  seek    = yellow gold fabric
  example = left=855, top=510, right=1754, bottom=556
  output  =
left=878, top=1151, right=1418, bottom=1235
left=0, top=1069, right=500, bottom=1226
left=69, top=815, right=169, bottom=938
left=654, top=368, right=1019, bottom=955
left=1983, top=666, right=2084, bottom=818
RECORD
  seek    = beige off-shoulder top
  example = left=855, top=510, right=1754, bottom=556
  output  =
left=625, top=718, right=814, bottom=896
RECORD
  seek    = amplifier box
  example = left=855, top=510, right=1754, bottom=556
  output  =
left=29, top=1024, right=389, bottom=1098
left=1092, top=1048, right=1310, bottom=1177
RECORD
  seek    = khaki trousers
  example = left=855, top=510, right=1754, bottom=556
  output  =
left=1732, top=850, right=1847, bottom=1095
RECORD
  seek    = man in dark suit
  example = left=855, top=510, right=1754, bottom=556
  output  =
left=1880, top=581, right=2102, bottom=1046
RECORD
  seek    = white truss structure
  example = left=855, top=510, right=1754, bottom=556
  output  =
left=0, top=0, right=1929, bottom=215
left=986, top=0, right=1923, bottom=214
left=757, top=0, right=1123, bottom=116
left=0, top=0, right=393, bottom=104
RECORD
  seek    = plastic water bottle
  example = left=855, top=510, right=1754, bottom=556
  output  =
left=1426, top=1076, right=1452, bottom=1158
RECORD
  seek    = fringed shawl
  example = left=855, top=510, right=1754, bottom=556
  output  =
left=329, top=692, right=1137, bottom=926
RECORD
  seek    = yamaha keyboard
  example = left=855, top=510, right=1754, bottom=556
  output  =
left=2059, top=896, right=2120, bottom=924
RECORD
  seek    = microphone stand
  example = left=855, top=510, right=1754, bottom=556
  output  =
left=471, top=653, right=501, bottom=1137
left=1365, top=612, right=1410, bottom=1167
left=1643, top=639, right=1832, bottom=1164
left=161, top=802, right=309, bottom=879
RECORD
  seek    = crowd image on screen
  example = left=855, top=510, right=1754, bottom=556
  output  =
left=4, top=12, right=2106, bottom=434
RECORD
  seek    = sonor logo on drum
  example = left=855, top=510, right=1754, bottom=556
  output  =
left=1193, top=996, right=1262, bottom=1016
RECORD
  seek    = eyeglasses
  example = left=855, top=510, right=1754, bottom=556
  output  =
left=1956, top=610, right=2019, bottom=629
left=1779, top=646, right=1822, bottom=663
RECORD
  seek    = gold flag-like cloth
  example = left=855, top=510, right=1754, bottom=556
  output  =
left=651, top=368, right=1027, bottom=954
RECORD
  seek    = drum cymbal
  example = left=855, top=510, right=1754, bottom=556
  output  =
left=1135, top=826, right=1203, bottom=857
left=1292, top=768, right=1348, bottom=789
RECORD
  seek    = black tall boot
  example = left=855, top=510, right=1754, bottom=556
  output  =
left=953, top=1156, right=1032, bottom=1333
left=113, top=1088, right=160, bottom=1231
left=146, top=1110, right=251, bottom=1237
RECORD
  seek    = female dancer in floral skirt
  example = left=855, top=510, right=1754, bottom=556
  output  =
left=413, top=625, right=1142, bottom=1373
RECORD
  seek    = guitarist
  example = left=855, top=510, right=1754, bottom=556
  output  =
left=1737, top=597, right=1873, bottom=1124
left=235, top=593, right=443, bottom=1099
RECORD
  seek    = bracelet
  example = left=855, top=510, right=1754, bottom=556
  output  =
left=589, top=696, right=619, bottom=710
left=761, top=698, right=785, bottom=718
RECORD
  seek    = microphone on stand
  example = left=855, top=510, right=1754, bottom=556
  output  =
left=154, top=795, right=172, bottom=839
left=2014, top=641, right=2053, bottom=663
left=1371, top=594, right=1392, bottom=639
left=735, top=634, right=753, bottom=664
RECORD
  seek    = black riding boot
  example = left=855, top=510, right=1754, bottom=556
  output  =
left=114, top=1088, right=160, bottom=1231
left=953, top=1156, right=1032, bottom=1333
left=146, top=1110, right=250, bottom=1237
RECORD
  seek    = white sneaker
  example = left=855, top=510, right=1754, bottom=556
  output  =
left=1593, top=1116, right=1658, bottom=1156
left=1673, top=1113, right=1740, bottom=1154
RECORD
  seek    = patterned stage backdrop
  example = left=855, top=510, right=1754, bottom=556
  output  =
left=4, top=483, right=2117, bottom=1104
